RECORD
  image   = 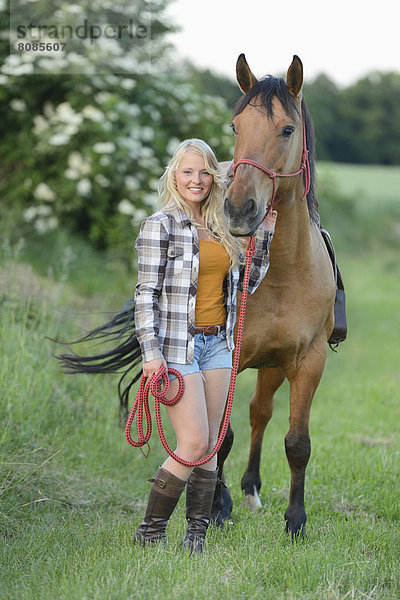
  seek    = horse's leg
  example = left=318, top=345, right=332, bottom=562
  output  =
left=241, top=367, right=285, bottom=510
left=211, top=422, right=234, bottom=527
left=284, top=339, right=327, bottom=538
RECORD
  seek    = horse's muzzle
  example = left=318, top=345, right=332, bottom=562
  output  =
left=224, top=196, right=259, bottom=236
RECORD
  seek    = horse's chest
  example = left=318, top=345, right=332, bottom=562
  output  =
left=239, top=279, right=330, bottom=370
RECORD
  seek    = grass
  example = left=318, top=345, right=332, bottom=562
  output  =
left=317, top=162, right=400, bottom=204
left=1, top=163, right=400, bottom=599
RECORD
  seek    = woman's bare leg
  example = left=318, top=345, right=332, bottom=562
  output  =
left=161, top=372, right=209, bottom=480
left=200, top=368, right=232, bottom=471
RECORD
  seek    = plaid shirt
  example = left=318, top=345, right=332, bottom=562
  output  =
left=134, top=207, right=274, bottom=364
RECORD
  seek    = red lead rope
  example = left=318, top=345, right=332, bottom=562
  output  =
left=125, top=235, right=257, bottom=467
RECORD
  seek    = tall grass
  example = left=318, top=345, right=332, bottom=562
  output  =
left=1, top=164, right=399, bottom=599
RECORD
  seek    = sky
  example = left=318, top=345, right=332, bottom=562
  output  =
left=165, top=0, right=399, bottom=87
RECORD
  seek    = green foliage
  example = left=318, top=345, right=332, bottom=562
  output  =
left=0, top=0, right=233, bottom=254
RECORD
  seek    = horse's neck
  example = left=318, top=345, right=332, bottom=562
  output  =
left=270, top=189, right=314, bottom=271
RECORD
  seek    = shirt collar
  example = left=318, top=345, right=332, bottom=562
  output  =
left=166, top=207, right=192, bottom=228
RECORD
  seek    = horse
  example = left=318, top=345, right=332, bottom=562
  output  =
left=57, top=54, right=339, bottom=539
left=212, top=54, right=336, bottom=538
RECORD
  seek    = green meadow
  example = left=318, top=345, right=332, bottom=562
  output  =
left=1, top=163, right=399, bottom=599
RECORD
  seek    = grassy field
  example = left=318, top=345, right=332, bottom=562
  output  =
left=317, top=162, right=400, bottom=204
left=1, top=163, right=399, bottom=599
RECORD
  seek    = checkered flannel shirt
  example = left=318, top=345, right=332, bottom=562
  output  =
left=134, top=207, right=274, bottom=364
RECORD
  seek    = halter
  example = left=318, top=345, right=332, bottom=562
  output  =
left=231, top=113, right=311, bottom=212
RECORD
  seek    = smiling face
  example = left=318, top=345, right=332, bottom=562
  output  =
left=175, top=151, right=214, bottom=213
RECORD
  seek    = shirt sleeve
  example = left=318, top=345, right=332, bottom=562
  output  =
left=134, top=217, right=169, bottom=363
left=238, top=227, right=275, bottom=294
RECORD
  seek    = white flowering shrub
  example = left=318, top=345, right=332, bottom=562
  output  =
left=0, top=0, right=234, bottom=253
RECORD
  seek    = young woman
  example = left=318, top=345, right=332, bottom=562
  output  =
left=134, top=138, right=276, bottom=553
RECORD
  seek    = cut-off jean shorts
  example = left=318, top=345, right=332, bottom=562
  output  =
left=167, top=330, right=232, bottom=381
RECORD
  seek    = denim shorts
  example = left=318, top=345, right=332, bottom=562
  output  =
left=167, top=330, right=232, bottom=381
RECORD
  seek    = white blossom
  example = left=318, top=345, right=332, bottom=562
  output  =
left=34, top=217, right=58, bottom=234
left=94, top=91, right=113, bottom=104
left=33, top=115, right=49, bottom=134
left=23, top=206, right=38, bottom=222
left=43, top=102, right=55, bottom=119
left=48, top=133, right=70, bottom=146
left=92, top=142, right=115, bottom=154
left=118, top=199, right=135, bottom=215
left=166, top=137, right=180, bottom=155
left=35, top=205, right=52, bottom=216
left=10, top=99, right=26, bottom=112
left=34, top=183, right=56, bottom=201
left=68, top=152, right=83, bottom=169
left=120, top=79, right=136, bottom=90
left=64, top=168, right=79, bottom=180
left=77, top=178, right=92, bottom=196
left=131, top=208, right=148, bottom=223
left=94, top=174, right=110, bottom=187
left=124, top=175, right=140, bottom=191
left=67, top=152, right=91, bottom=174
left=140, top=126, right=154, bottom=142
left=82, top=105, right=104, bottom=122
left=149, top=177, right=159, bottom=191
left=106, top=111, right=118, bottom=122
left=142, top=193, right=156, bottom=207
left=54, top=102, right=83, bottom=127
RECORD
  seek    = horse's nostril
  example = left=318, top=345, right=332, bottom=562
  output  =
left=246, top=199, right=257, bottom=218
left=224, top=197, right=233, bottom=218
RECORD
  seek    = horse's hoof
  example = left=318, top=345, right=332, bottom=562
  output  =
left=244, top=486, right=262, bottom=511
left=285, top=520, right=307, bottom=541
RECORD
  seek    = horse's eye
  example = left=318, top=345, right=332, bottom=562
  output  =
left=230, top=123, right=237, bottom=135
left=282, top=126, right=295, bottom=137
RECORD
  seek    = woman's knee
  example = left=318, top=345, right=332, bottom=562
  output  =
left=178, top=432, right=209, bottom=461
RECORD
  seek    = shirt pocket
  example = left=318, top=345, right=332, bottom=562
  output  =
left=166, top=244, right=184, bottom=275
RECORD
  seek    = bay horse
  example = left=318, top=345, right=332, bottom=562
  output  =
left=213, top=54, right=336, bottom=537
left=57, top=54, right=337, bottom=539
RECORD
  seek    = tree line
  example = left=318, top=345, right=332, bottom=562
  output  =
left=185, top=63, right=400, bottom=166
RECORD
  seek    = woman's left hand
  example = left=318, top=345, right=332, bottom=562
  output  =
left=259, top=209, right=277, bottom=232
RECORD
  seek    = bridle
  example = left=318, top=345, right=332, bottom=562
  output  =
left=231, top=113, right=311, bottom=213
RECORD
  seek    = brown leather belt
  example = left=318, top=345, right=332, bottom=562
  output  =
left=194, top=324, right=226, bottom=336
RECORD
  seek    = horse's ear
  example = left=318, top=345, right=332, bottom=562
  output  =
left=236, top=53, right=258, bottom=93
left=286, top=55, right=303, bottom=98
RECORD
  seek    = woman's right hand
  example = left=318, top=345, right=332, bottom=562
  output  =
left=142, top=357, right=167, bottom=379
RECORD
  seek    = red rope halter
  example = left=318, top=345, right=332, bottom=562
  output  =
left=125, top=237, right=257, bottom=466
left=232, top=113, right=310, bottom=210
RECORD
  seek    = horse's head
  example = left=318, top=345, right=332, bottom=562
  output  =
left=224, top=54, right=307, bottom=236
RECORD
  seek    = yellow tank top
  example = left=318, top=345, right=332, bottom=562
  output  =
left=195, top=240, right=230, bottom=327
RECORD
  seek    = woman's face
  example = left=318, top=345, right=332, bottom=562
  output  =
left=175, top=151, right=213, bottom=212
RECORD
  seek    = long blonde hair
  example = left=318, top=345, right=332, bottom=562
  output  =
left=158, top=139, right=243, bottom=267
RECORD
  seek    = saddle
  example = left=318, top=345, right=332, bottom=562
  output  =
left=320, top=228, right=347, bottom=349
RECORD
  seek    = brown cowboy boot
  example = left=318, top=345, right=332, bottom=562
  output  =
left=134, top=467, right=186, bottom=546
left=183, top=466, right=218, bottom=554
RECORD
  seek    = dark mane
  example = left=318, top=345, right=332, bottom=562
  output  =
left=233, top=76, right=320, bottom=225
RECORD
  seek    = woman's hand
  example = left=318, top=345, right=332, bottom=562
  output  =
left=142, top=357, right=167, bottom=379
left=258, top=208, right=277, bottom=232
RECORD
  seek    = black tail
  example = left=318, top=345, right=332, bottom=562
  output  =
left=54, top=299, right=142, bottom=416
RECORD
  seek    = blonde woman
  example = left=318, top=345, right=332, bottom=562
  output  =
left=134, top=139, right=277, bottom=553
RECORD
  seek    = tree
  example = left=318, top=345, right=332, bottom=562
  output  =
left=0, top=0, right=234, bottom=252
left=338, top=72, right=400, bottom=165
